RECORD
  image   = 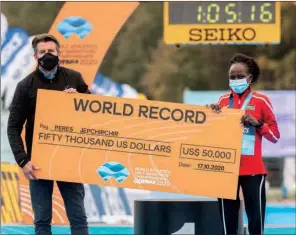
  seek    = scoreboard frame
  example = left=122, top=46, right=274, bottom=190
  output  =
left=163, top=2, right=281, bottom=45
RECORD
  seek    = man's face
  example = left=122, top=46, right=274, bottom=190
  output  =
left=34, top=41, right=58, bottom=60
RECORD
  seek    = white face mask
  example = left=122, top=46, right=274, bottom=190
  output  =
left=229, top=76, right=250, bottom=94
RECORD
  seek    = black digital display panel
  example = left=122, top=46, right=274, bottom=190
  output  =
left=169, top=2, right=276, bottom=24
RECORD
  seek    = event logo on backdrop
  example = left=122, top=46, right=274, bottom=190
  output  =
left=47, top=2, right=139, bottom=86
left=57, top=17, right=93, bottom=39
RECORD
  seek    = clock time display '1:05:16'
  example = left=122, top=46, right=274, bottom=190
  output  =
left=167, top=2, right=276, bottom=25
left=196, top=2, right=276, bottom=24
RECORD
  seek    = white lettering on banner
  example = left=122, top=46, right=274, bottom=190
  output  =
left=121, top=84, right=138, bottom=98
left=1, top=31, right=26, bottom=68
left=1, top=13, right=8, bottom=46
left=83, top=185, right=101, bottom=222
left=108, top=187, right=124, bottom=215
left=91, top=84, right=120, bottom=97
left=172, top=222, right=195, bottom=235
left=99, top=187, right=135, bottom=224
left=1, top=37, right=36, bottom=109
left=105, top=85, right=120, bottom=97
left=90, top=73, right=139, bottom=98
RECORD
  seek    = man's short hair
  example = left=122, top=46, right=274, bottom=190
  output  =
left=32, top=34, right=60, bottom=53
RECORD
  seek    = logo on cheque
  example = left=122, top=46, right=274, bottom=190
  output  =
left=56, top=16, right=93, bottom=39
left=97, top=162, right=130, bottom=183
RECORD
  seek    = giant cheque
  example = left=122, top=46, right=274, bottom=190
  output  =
left=31, top=89, right=244, bottom=199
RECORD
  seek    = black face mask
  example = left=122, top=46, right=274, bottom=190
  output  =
left=38, top=53, right=59, bottom=71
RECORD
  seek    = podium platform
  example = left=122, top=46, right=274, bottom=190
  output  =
left=134, top=198, right=243, bottom=235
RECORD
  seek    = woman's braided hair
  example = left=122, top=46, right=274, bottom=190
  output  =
left=229, top=53, right=261, bottom=83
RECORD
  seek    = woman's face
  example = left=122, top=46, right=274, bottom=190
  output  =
left=229, top=63, right=252, bottom=83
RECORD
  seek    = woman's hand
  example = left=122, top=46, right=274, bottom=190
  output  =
left=241, top=113, right=260, bottom=126
left=206, top=104, right=221, bottom=113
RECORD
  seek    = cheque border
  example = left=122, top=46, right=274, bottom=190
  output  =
left=179, top=143, right=237, bottom=164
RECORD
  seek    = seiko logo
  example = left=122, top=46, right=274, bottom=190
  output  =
left=189, top=27, right=256, bottom=42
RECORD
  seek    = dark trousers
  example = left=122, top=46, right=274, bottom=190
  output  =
left=29, top=179, right=89, bottom=235
left=218, top=175, right=266, bottom=235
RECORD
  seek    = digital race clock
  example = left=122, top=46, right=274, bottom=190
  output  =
left=163, top=2, right=281, bottom=45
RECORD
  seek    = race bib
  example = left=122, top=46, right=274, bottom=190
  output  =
left=241, top=126, right=256, bottom=155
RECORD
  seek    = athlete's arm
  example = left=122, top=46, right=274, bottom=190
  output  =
left=257, top=97, right=280, bottom=143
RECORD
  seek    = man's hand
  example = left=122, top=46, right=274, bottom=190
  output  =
left=206, top=104, right=221, bottom=113
left=22, top=161, right=40, bottom=180
left=241, top=114, right=260, bottom=126
left=64, top=88, right=77, bottom=93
